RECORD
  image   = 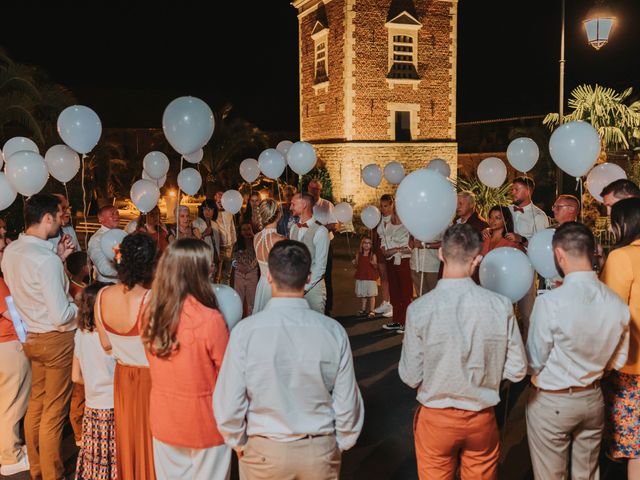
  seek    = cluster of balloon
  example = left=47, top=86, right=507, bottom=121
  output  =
left=477, top=157, right=507, bottom=189
left=425, top=158, right=451, bottom=178
left=479, top=247, right=534, bottom=302
left=362, top=162, right=406, bottom=187
left=527, top=229, right=560, bottom=279
left=396, top=169, right=457, bottom=242
left=507, top=137, right=539, bottom=173
left=549, top=120, right=601, bottom=178
left=586, top=163, right=626, bottom=202
left=221, top=190, right=243, bottom=215
left=238, top=141, right=317, bottom=184
left=334, top=202, right=353, bottom=223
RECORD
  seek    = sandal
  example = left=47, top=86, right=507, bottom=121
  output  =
left=368, top=311, right=376, bottom=318
left=356, top=310, right=366, bottom=316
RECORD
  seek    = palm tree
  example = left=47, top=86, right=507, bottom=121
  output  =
left=0, top=48, right=76, bottom=148
left=543, top=84, right=640, bottom=152
left=200, top=104, right=270, bottom=194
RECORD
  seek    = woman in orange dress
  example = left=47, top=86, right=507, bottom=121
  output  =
left=94, top=233, right=158, bottom=480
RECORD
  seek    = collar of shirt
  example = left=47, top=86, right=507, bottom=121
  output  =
left=561, top=271, right=598, bottom=285
left=264, top=297, right=310, bottom=310
left=19, top=233, right=56, bottom=252
left=435, top=277, right=476, bottom=290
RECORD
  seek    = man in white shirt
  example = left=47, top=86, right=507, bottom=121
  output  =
left=308, top=179, right=337, bottom=315
left=526, top=222, right=630, bottom=480
left=1, top=194, right=78, bottom=480
left=47, top=194, right=81, bottom=253
left=214, top=191, right=237, bottom=285
left=507, top=176, right=549, bottom=339
left=214, top=240, right=364, bottom=479
left=87, top=205, right=120, bottom=283
left=400, top=223, right=527, bottom=479
left=288, top=193, right=330, bottom=313
left=373, top=194, right=394, bottom=317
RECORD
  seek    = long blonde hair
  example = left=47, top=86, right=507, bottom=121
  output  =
left=142, top=238, right=218, bottom=358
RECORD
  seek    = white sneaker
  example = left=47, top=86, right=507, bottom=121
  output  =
left=0, top=447, right=30, bottom=476
left=374, top=301, right=391, bottom=314
left=382, top=306, right=394, bottom=318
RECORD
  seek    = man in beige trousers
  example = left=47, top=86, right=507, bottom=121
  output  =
left=214, top=240, right=364, bottom=479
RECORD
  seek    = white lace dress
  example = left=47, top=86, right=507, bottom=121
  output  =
left=252, top=228, right=278, bottom=314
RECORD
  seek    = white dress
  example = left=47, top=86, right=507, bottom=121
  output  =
left=252, top=228, right=278, bottom=314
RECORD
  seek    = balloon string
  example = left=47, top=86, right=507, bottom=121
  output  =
left=81, top=154, right=88, bottom=251
left=177, top=156, right=183, bottom=241
left=64, top=182, right=72, bottom=228
left=276, top=178, right=283, bottom=219
left=578, top=177, right=584, bottom=224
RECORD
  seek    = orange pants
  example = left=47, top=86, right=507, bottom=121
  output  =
left=414, top=405, right=499, bottom=480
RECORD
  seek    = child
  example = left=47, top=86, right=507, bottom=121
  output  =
left=72, top=282, right=117, bottom=480
left=354, top=237, right=380, bottom=317
left=233, top=222, right=259, bottom=317
left=66, top=251, right=90, bottom=301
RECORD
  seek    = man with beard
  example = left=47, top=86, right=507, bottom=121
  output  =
left=526, top=222, right=629, bottom=479
left=48, top=194, right=81, bottom=253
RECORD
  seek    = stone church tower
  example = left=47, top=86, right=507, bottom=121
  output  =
left=294, top=0, right=458, bottom=208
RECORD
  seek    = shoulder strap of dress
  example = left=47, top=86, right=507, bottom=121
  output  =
left=136, top=290, right=151, bottom=329
left=96, top=287, right=106, bottom=327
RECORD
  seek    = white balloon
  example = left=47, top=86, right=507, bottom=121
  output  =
left=477, top=157, right=507, bottom=188
left=361, top=205, right=381, bottom=229
left=44, top=145, right=80, bottom=183
left=276, top=140, right=293, bottom=158
left=239, top=158, right=260, bottom=183
left=527, top=229, right=560, bottom=279
left=142, top=170, right=167, bottom=188
left=396, top=169, right=456, bottom=242
left=479, top=247, right=534, bottom=302
left=184, top=149, right=204, bottom=164
left=362, top=164, right=382, bottom=188
left=286, top=141, right=317, bottom=175
left=100, top=228, right=127, bottom=261
left=334, top=202, right=353, bottom=223
left=162, top=96, right=215, bottom=155
left=426, top=158, right=451, bottom=177
left=6, top=150, right=49, bottom=196
left=258, top=149, right=286, bottom=179
left=383, top=162, right=405, bottom=184
left=212, top=283, right=243, bottom=330
left=57, top=105, right=102, bottom=154
left=0, top=150, right=3, bottom=170
left=221, top=190, right=243, bottom=215
left=130, top=179, right=160, bottom=213
left=177, top=168, right=202, bottom=196
left=3, top=137, right=39, bottom=161
left=0, top=173, right=17, bottom=210
left=143, top=151, right=170, bottom=179
left=507, top=137, right=539, bottom=173
left=586, top=163, right=627, bottom=202
left=549, top=120, right=601, bottom=178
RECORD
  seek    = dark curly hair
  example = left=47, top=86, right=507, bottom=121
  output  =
left=116, top=232, right=157, bottom=289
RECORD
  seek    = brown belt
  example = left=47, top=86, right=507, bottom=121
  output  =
left=532, top=380, right=600, bottom=394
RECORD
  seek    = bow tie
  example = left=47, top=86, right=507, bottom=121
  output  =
left=513, top=205, right=525, bottom=213
left=296, top=222, right=309, bottom=229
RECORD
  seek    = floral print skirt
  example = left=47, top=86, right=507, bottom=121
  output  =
left=604, top=371, right=640, bottom=459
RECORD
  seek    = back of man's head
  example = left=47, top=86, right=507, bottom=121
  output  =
left=600, top=179, right=640, bottom=200
left=552, top=222, right=595, bottom=264
left=441, top=223, right=482, bottom=265
left=268, top=240, right=311, bottom=292
left=66, top=251, right=88, bottom=276
left=24, top=194, right=60, bottom=228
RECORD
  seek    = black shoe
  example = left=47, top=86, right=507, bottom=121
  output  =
left=382, top=322, right=401, bottom=330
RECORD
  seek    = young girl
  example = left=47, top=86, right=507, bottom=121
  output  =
left=233, top=222, right=259, bottom=317
left=143, top=238, right=231, bottom=479
left=354, top=237, right=380, bottom=317
left=72, top=282, right=117, bottom=480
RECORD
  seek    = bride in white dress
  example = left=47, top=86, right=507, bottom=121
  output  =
left=252, top=198, right=286, bottom=313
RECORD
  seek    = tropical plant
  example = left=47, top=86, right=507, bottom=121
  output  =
left=200, top=104, right=269, bottom=193
left=455, top=175, right=511, bottom=219
left=543, top=84, right=640, bottom=152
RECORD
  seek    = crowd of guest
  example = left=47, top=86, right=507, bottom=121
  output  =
left=0, top=175, right=639, bottom=480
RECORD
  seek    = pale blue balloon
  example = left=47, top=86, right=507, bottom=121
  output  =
left=57, top=105, right=102, bottom=154
left=479, top=247, right=534, bottom=303
left=286, top=141, right=316, bottom=175
left=212, top=283, right=243, bottom=330
left=258, top=149, right=285, bottom=179
left=162, top=96, right=214, bottom=155
left=527, top=229, right=560, bottom=279
left=549, top=121, right=601, bottom=178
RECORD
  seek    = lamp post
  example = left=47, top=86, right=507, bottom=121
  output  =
left=555, top=0, right=615, bottom=196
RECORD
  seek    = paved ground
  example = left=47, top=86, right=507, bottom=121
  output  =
left=1, top=233, right=628, bottom=479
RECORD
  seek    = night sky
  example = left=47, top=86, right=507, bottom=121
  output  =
left=2, top=1, right=639, bottom=133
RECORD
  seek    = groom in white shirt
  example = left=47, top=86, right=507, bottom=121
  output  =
left=526, top=222, right=630, bottom=480
left=214, top=240, right=363, bottom=479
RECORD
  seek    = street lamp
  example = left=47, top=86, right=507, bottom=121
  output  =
left=556, top=0, right=615, bottom=195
